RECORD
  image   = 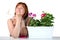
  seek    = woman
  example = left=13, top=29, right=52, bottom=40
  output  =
left=7, top=2, right=32, bottom=38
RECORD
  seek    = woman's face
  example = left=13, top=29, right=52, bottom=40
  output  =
left=15, top=4, right=25, bottom=16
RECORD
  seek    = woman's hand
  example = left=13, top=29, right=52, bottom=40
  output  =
left=16, top=14, right=22, bottom=20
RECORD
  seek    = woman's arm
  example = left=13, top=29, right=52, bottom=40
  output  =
left=7, top=18, right=21, bottom=38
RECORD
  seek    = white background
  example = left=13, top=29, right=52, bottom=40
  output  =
left=0, top=0, right=60, bottom=37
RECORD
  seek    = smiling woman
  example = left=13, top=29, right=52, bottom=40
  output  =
left=7, top=2, right=32, bottom=38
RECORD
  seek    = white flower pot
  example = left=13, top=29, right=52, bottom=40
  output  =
left=27, top=26, right=54, bottom=38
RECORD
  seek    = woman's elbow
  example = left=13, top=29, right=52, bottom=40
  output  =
left=10, top=33, right=19, bottom=38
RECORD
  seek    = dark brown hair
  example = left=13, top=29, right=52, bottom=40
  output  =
left=15, top=2, right=28, bottom=19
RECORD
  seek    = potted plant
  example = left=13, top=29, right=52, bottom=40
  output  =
left=27, top=11, right=54, bottom=38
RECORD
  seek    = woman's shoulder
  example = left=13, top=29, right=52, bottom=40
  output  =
left=7, top=19, right=12, bottom=24
left=7, top=17, right=14, bottom=23
left=25, top=17, right=33, bottom=26
left=26, top=17, right=33, bottom=20
left=26, top=17, right=33, bottom=22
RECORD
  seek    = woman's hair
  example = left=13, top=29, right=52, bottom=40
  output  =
left=15, top=2, right=28, bottom=19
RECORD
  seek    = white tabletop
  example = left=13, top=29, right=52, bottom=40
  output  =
left=0, top=37, right=60, bottom=40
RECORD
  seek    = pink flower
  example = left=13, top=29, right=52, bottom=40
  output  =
left=32, top=14, right=36, bottom=17
left=28, top=12, right=32, bottom=17
left=28, top=12, right=36, bottom=18
left=41, top=13, right=46, bottom=18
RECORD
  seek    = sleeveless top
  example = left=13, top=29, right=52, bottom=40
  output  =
left=10, top=17, right=32, bottom=38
